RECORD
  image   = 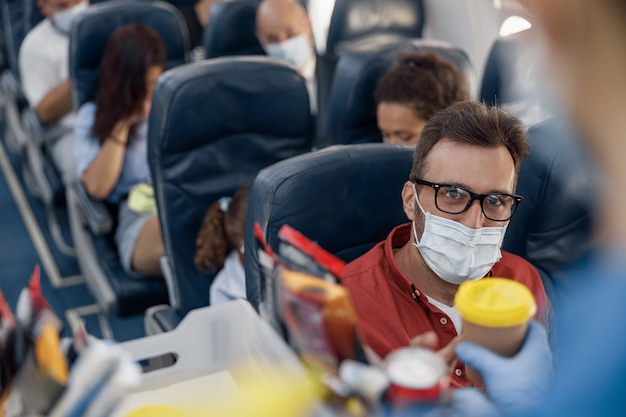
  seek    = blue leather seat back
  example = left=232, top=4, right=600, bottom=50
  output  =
left=203, top=0, right=264, bottom=59
left=244, top=143, right=413, bottom=310
left=70, top=0, right=190, bottom=109
left=321, top=39, right=473, bottom=147
left=314, top=0, right=424, bottom=148
left=480, top=30, right=538, bottom=108
left=325, top=0, right=424, bottom=58
left=503, top=117, right=597, bottom=307
left=66, top=0, right=190, bottom=316
left=148, top=56, right=314, bottom=315
left=2, top=0, right=44, bottom=79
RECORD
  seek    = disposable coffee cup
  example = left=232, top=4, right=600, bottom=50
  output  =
left=454, top=278, right=537, bottom=387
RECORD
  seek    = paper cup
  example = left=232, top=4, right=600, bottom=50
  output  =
left=454, top=278, right=537, bottom=386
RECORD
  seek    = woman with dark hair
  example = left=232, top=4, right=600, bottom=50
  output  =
left=74, top=23, right=166, bottom=277
left=375, top=51, right=469, bottom=146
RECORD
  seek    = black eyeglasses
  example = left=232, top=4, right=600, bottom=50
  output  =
left=413, top=179, right=523, bottom=222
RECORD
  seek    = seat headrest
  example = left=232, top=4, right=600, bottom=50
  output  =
left=70, top=0, right=190, bottom=109
left=244, top=143, right=414, bottom=310
left=2, top=0, right=44, bottom=78
left=325, top=0, right=424, bottom=58
left=322, top=38, right=474, bottom=146
left=148, top=56, right=314, bottom=314
left=203, top=0, right=265, bottom=59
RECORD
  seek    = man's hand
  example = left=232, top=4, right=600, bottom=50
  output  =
left=410, top=331, right=461, bottom=367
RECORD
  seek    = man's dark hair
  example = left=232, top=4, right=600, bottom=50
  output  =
left=375, top=51, right=470, bottom=121
left=410, top=101, right=530, bottom=182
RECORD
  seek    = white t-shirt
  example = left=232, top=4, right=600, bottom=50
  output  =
left=18, top=18, right=74, bottom=129
left=210, top=250, right=247, bottom=306
left=426, top=295, right=463, bottom=335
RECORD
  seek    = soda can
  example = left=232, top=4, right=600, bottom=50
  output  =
left=384, top=347, right=448, bottom=404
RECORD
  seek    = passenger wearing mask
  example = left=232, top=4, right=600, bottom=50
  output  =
left=19, top=0, right=89, bottom=185
left=375, top=51, right=469, bottom=146
left=194, top=185, right=251, bottom=305
left=256, top=0, right=317, bottom=113
left=340, top=101, right=555, bottom=388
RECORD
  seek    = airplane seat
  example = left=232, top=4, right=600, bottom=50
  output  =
left=480, top=35, right=515, bottom=108
left=244, top=143, right=413, bottom=314
left=66, top=0, right=191, bottom=316
left=502, top=116, right=597, bottom=308
left=320, top=39, right=474, bottom=147
left=245, top=117, right=597, bottom=321
left=145, top=56, right=314, bottom=333
left=0, top=0, right=75, bottom=254
left=0, top=0, right=39, bottom=151
left=315, top=0, right=425, bottom=148
left=480, top=29, right=551, bottom=127
left=202, top=0, right=264, bottom=59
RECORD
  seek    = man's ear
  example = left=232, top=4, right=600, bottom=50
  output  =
left=401, top=181, right=417, bottom=221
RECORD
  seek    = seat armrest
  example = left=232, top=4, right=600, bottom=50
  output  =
left=21, top=107, right=73, bottom=145
left=71, top=181, right=113, bottom=235
left=160, top=256, right=180, bottom=311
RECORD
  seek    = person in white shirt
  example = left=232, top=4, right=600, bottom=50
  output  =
left=18, top=0, right=88, bottom=185
left=256, top=0, right=317, bottom=114
left=195, top=185, right=251, bottom=305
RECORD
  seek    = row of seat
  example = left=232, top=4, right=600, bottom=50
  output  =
left=0, top=0, right=429, bottom=322
left=0, top=0, right=597, bottom=338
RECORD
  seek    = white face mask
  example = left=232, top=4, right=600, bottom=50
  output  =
left=411, top=185, right=507, bottom=285
left=52, top=2, right=88, bottom=35
left=263, top=34, right=313, bottom=70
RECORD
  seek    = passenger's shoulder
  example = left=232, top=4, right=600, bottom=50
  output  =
left=20, top=20, right=52, bottom=49
left=494, top=250, right=545, bottom=291
left=494, top=250, right=541, bottom=278
left=342, top=243, right=385, bottom=279
left=77, top=102, right=97, bottom=119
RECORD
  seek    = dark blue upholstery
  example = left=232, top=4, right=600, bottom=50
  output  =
left=503, top=117, right=597, bottom=307
left=203, top=0, right=264, bottom=59
left=244, top=143, right=414, bottom=311
left=320, top=39, right=473, bottom=147
left=315, top=0, right=424, bottom=144
left=70, top=0, right=190, bottom=109
left=2, top=0, right=33, bottom=78
left=480, top=30, right=538, bottom=108
left=148, top=56, right=314, bottom=317
left=67, top=0, right=190, bottom=316
left=325, top=0, right=424, bottom=58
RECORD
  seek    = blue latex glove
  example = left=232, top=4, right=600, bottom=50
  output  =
left=452, top=320, right=553, bottom=417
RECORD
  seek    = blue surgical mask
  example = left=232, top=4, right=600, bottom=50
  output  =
left=52, top=2, right=88, bottom=35
left=263, top=34, right=313, bottom=70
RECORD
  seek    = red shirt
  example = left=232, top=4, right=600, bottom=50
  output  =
left=341, top=223, right=551, bottom=387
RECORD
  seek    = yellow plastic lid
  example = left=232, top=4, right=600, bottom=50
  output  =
left=124, top=405, right=188, bottom=417
left=454, top=278, right=537, bottom=327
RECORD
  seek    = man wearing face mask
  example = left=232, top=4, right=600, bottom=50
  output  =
left=341, top=100, right=555, bottom=388
left=18, top=0, right=89, bottom=185
left=256, top=0, right=317, bottom=114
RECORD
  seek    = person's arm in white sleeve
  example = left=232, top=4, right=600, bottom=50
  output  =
left=18, top=38, right=72, bottom=125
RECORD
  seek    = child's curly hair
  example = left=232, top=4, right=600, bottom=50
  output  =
left=194, top=184, right=251, bottom=274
